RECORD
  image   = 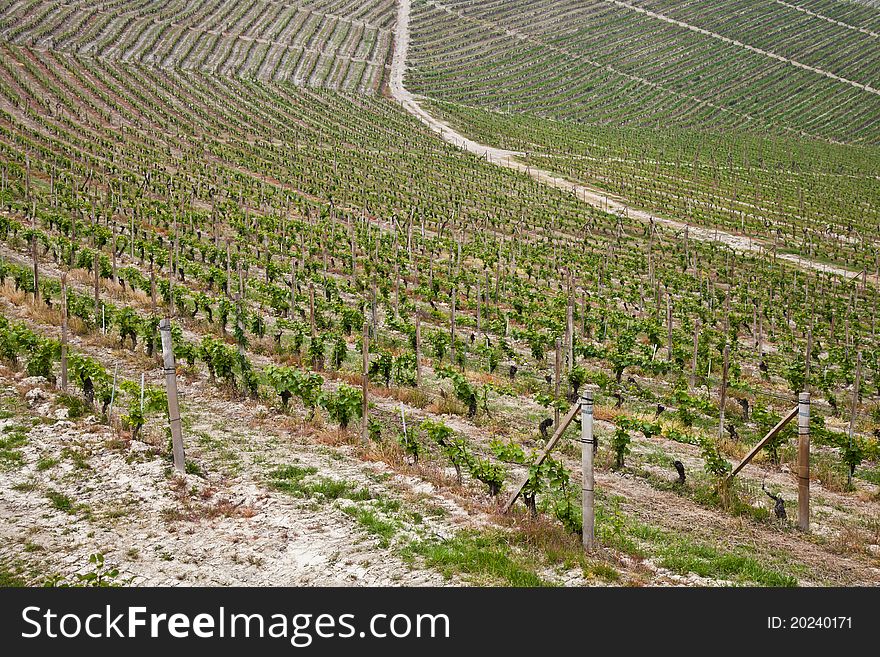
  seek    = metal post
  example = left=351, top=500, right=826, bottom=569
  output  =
left=159, top=318, right=185, bottom=473
left=797, top=392, right=810, bottom=532
left=581, top=391, right=595, bottom=550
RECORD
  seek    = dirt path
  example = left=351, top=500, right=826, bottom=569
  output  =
left=388, top=0, right=867, bottom=282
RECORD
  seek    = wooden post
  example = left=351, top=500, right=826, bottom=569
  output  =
left=581, top=391, right=595, bottom=550
left=804, top=328, right=812, bottom=391
left=225, top=240, right=231, bottom=297
left=414, top=314, right=422, bottom=387
left=717, top=344, right=729, bottom=440
left=60, top=273, right=68, bottom=391
left=690, top=318, right=699, bottom=389
left=476, top=279, right=482, bottom=333
left=361, top=322, right=369, bottom=443
left=309, top=282, right=316, bottom=336
left=150, top=263, right=157, bottom=312
left=450, top=286, right=457, bottom=365
left=798, top=392, right=810, bottom=532
left=159, top=318, right=185, bottom=474
left=847, top=352, right=862, bottom=488
left=566, top=303, right=574, bottom=371
left=393, top=261, right=400, bottom=318
left=554, top=338, right=562, bottom=427
left=666, top=295, right=673, bottom=361
left=111, top=223, right=117, bottom=282
left=107, top=362, right=119, bottom=423
left=289, top=260, right=296, bottom=319
left=93, top=251, right=100, bottom=317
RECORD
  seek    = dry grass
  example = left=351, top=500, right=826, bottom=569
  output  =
left=313, top=425, right=357, bottom=447
left=163, top=476, right=257, bottom=522
left=814, top=458, right=850, bottom=493
left=427, top=393, right=467, bottom=417
left=827, top=524, right=872, bottom=557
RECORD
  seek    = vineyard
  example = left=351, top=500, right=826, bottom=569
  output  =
left=0, top=0, right=878, bottom=588
left=0, top=0, right=396, bottom=91
left=415, top=99, right=880, bottom=274
left=406, top=0, right=880, bottom=143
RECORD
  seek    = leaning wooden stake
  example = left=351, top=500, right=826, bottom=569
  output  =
left=797, top=392, right=810, bottom=532
left=581, top=391, right=595, bottom=551
left=502, top=401, right=581, bottom=513
left=361, top=322, right=369, bottom=444
left=729, top=405, right=798, bottom=479
left=159, top=318, right=185, bottom=474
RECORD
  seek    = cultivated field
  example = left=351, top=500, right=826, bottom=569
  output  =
left=0, top=0, right=877, bottom=587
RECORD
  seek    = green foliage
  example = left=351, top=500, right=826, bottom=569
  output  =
left=44, top=553, right=121, bottom=587
left=437, top=365, right=478, bottom=418
left=467, top=456, right=505, bottom=496
left=568, top=366, right=588, bottom=396
left=330, top=334, right=347, bottom=369
left=700, top=437, right=732, bottom=479
left=393, top=352, right=417, bottom=386
left=369, top=350, right=393, bottom=387
left=424, top=419, right=471, bottom=482
left=119, top=380, right=166, bottom=439
left=321, top=384, right=363, bottom=429
left=396, top=425, right=421, bottom=462
left=611, top=426, right=631, bottom=469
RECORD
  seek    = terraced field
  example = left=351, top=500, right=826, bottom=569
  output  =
left=0, top=0, right=396, bottom=90
left=406, top=0, right=880, bottom=143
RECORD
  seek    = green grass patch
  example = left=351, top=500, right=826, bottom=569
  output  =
left=46, top=489, right=75, bottom=513
left=0, top=448, right=24, bottom=467
left=341, top=505, right=398, bottom=548
left=60, top=447, right=90, bottom=470
left=36, top=457, right=59, bottom=471
left=56, top=393, right=88, bottom=419
left=269, top=465, right=371, bottom=501
left=0, top=565, right=27, bottom=586
left=406, top=532, right=550, bottom=587
left=629, top=522, right=797, bottom=586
